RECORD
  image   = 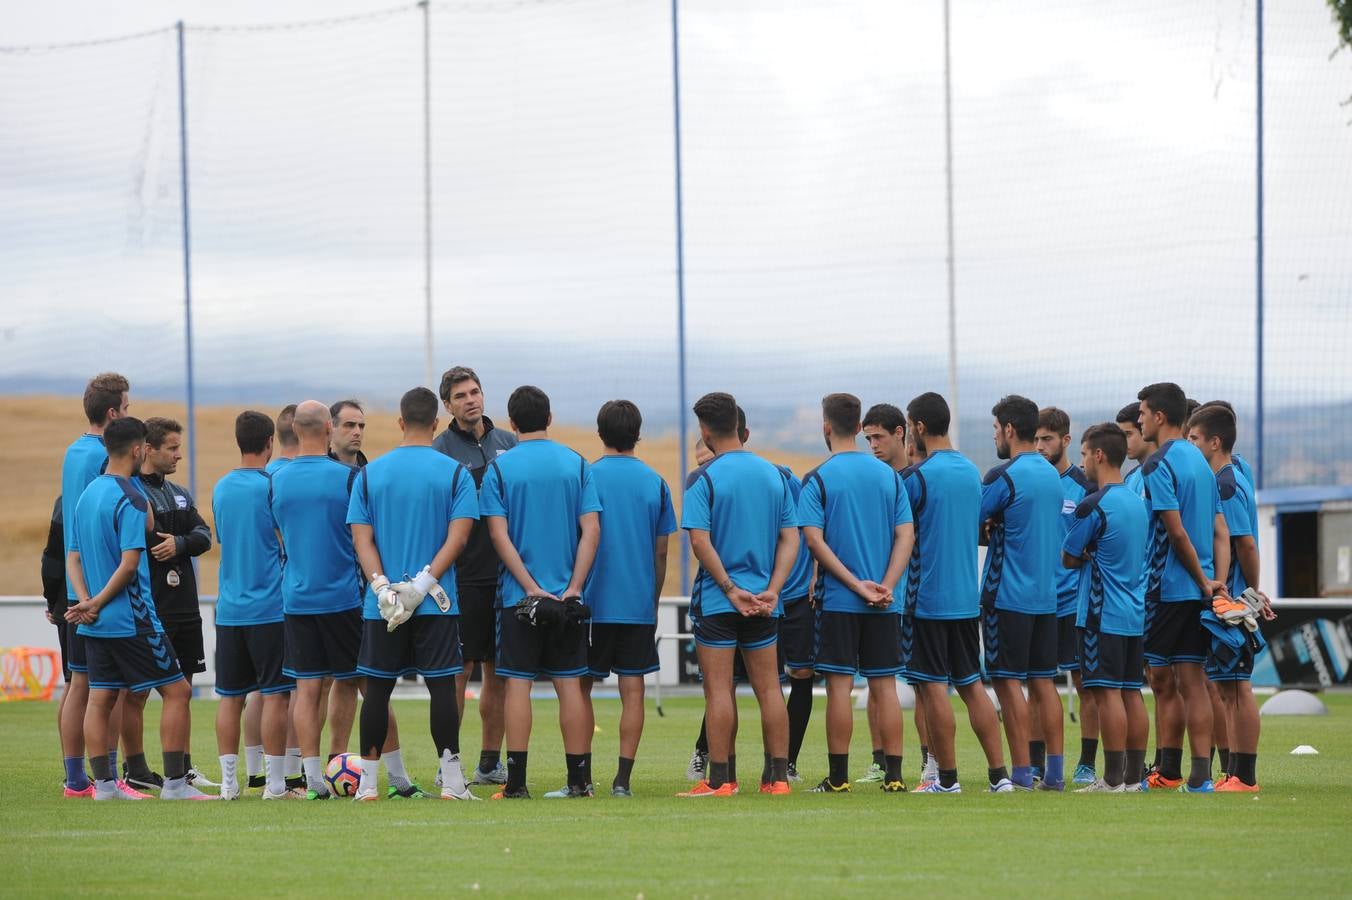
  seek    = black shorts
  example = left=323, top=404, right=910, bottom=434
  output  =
left=587, top=623, right=659, bottom=678
left=358, top=615, right=463, bottom=680
left=67, top=615, right=88, bottom=675
left=692, top=611, right=778, bottom=651
left=215, top=622, right=294, bottom=696
left=458, top=583, right=497, bottom=663
left=1079, top=629, right=1144, bottom=690
left=53, top=615, right=72, bottom=683
left=85, top=632, right=185, bottom=693
left=778, top=597, right=815, bottom=671
left=283, top=609, right=362, bottom=680
left=903, top=616, right=982, bottom=687
left=1057, top=614, right=1080, bottom=672
left=982, top=607, right=1058, bottom=680
left=161, top=617, right=207, bottom=676
left=1144, top=600, right=1206, bottom=667
left=814, top=609, right=903, bottom=678
left=495, top=607, right=588, bottom=680
left=1205, top=633, right=1257, bottom=683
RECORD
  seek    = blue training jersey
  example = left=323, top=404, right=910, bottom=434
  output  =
left=61, top=434, right=107, bottom=601
left=1055, top=465, right=1096, bottom=617
left=268, top=455, right=362, bottom=615
left=1064, top=483, right=1148, bottom=637
left=1232, top=453, right=1255, bottom=493
left=902, top=450, right=982, bottom=620
left=683, top=450, right=797, bottom=619
left=264, top=456, right=293, bottom=475
left=980, top=451, right=1063, bottom=615
left=479, top=439, right=602, bottom=608
left=212, top=468, right=285, bottom=626
left=798, top=452, right=912, bottom=615
left=347, top=446, right=479, bottom=619
left=1143, top=439, right=1220, bottom=603
left=776, top=465, right=814, bottom=603
left=1217, top=463, right=1258, bottom=598
left=72, top=475, right=162, bottom=638
left=1124, top=465, right=1146, bottom=502
left=584, top=455, right=677, bottom=625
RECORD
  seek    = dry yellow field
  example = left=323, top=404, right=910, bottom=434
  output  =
left=0, top=395, right=822, bottom=598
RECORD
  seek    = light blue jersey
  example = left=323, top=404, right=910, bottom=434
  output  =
left=1217, top=463, right=1258, bottom=598
left=979, top=452, right=1063, bottom=615
left=584, top=455, right=677, bottom=625
left=264, top=456, right=293, bottom=475
left=61, top=434, right=107, bottom=601
left=1143, top=439, right=1220, bottom=603
left=1064, top=484, right=1148, bottom=636
left=1055, top=465, right=1096, bottom=617
left=72, top=475, right=162, bottom=638
left=212, top=468, right=284, bottom=626
left=902, top=450, right=982, bottom=620
left=268, top=455, right=362, bottom=615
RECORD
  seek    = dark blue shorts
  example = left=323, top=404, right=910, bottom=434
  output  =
left=778, top=597, right=815, bottom=671
left=903, top=615, right=982, bottom=687
left=1079, top=629, right=1144, bottom=690
left=982, top=607, right=1058, bottom=680
left=358, top=615, right=463, bottom=680
left=1205, top=633, right=1256, bottom=683
left=1058, top=614, right=1080, bottom=672
left=283, top=609, right=362, bottom=680
left=813, top=609, right=902, bottom=678
left=496, top=607, right=587, bottom=680
left=587, top=623, right=659, bottom=678
left=692, top=611, right=777, bottom=651
left=1144, top=600, right=1206, bottom=667
left=85, top=632, right=185, bottom=693
left=216, top=622, right=294, bottom=696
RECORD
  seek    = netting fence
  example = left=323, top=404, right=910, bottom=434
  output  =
left=3, top=0, right=1350, bottom=491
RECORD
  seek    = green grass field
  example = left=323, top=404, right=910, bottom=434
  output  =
left=4, top=691, right=1350, bottom=898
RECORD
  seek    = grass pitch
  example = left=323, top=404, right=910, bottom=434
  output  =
left=3, top=692, right=1350, bottom=898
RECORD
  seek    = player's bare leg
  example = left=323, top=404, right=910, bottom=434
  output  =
left=1124, top=689, right=1150, bottom=788
left=993, top=678, right=1032, bottom=771
left=691, top=644, right=736, bottom=792
left=1207, top=677, right=1229, bottom=778
left=479, top=662, right=506, bottom=765
left=1174, top=662, right=1214, bottom=789
left=1217, top=681, right=1260, bottom=789
left=156, top=679, right=207, bottom=799
left=327, top=677, right=357, bottom=756
left=502, top=677, right=534, bottom=794
left=1148, top=664, right=1185, bottom=783
left=743, top=643, right=789, bottom=788
left=1028, top=677, right=1064, bottom=786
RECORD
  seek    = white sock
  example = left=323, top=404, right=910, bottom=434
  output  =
left=440, top=750, right=467, bottom=795
left=265, top=755, right=287, bottom=794
left=219, top=754, right=239, bottom=793
left=303, top=756, right=325, bottom=792
left=359, top=757, right=380, bottom=795
left=244, top=745, right=264, bottom=778
left=285, top=747, right=302, bottom=778
left=382, top=749, right=411, bottom=791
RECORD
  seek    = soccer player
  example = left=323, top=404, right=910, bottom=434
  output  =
left=1186, top=404, right=1269, bottom=792
left=481, top=385, right=602, bottom=799
left=1033, top=406, right=1099, bottom=785
left=271, top=400, right=404, bottom=799
left=59, top=372, right=136, bottom=799
left=902, top=393, right=1010, bottom=794
left=773, top=455, right=816, bottom=786
left=800, top=394, right=914, bottom=793
left=65, top=417, right=209, bottom=801
left=1137, top=382, right=1229, bottom=793
left=1116, top=403, right=1154, bottom=501
left=1062, top=424, right=1150, bottom=792
left=348, top=387, right=480, bottom=801
left=980, top=395, right=1065, bottom=790
left=678, top=392, right=797, bottom=797
left=213, top=411, right=298, bottom=800
left=580, top=400, right=676, bottom=796
left=863, top=402, right=934, bottom=786
left=266, top=403, right=299, bottom=474
left=433, top=366, right=518, bottom=785
left=131, top=416, right=214, bottom=789
left=328, top=399, right=369, bottom=467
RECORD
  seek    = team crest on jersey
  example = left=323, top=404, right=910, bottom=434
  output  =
left=1062, top=499, right=1077, bottom=514
left=176, top=495, right=188, bottom=509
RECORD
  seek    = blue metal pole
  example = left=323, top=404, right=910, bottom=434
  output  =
left=671, top=0, right=690, bottom=594
left=1255, top=0, right=1265, bottom=489
left=176, top=21, right=197, bottom=499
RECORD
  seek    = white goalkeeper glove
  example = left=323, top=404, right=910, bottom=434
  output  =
left=398, top=565, right=452, bottom=613
left=373, top=574, right=415, bottom=633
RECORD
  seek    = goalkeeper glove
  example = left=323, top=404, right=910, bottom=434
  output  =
left=400, top=566, right=452, bottom=613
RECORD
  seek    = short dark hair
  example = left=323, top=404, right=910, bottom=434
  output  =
left=104, top=416, right=146, bottom=457
left=597, top=400, right=642, bottom=452
left=275, top=404, right=298, bottom=448
left=1081, top=422, right=1127, bottom=468
left=82, top=372, right=129, bottom=426
left=906, top=392, right=950, bottom=437
left=693, top=392, right=738, bottom=437
left=991, top=395, right=1039, bottom=442
left=439, top=366, right=481, bottom=404
left=144, top=417, right=182, bottom=450
left=1187, top=404, right=1237, bottom=452
left=235, top=410, right=274, bottom=455
left=822, top=393, right=861, bottom=435
left=1186, top=398, right=1200, bottom=419
left=736, top=405, right=747, bottom=436
left=862, top=403, right=905, bottom=434
left=401, top=387, right=440, bottom=428
left=1037, top=406, right=1070, bottom=438
left=1200, top=399, right=1236, bottom=414
left=1137, top=382, right=1188, bottom=426
left=330, top=399, right=363, bottom=424
left=1115, top=402, right=1142, bottom=428
left=507, top=385, right=550, bottom=433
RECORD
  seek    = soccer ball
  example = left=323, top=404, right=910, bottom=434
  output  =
left=325, top=753, right=361, bottom=797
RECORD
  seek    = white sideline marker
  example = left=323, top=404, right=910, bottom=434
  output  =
left=1290, top=745, right=1319, bottom=755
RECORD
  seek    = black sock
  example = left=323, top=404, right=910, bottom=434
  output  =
left=426, top=676, right=461, bottom=755
left=920, top=745, right=929, bottom=768
left=1125, top=749, right=1147, bottom=785
left=761, top=752, right=772, bottom=785
left=872, top=748, right=885, bottom=768
left=91, top=755, right=113, bottom=783
left=506, top=751, right=528, bottom=792
left=708, top=760, right=729, bottom=789
left=479, top=750, right=501, bottom=773
left=1233, top=752, right=1258, bottom=787
left=565, top=753, right=592, bottom=789
left=614, top=756, right=635, bottom=791
left=728, top=754, right=737, bottom=785
left=786, top=676, right=813, bottom=766
left=1187, top=756, right=1211, bottom=788
left=1079, top=738, right=1099, bottom=769
left=1103, top=750, right=1125, bottom=787
left=1152, top=747, right=1161, bottom=770
left=941, top=768, right=959, bottom=788
left=163, top=750, right=186, bottom=781
left=1029, top=740, right=1047, bottom=771
left=988, top=766, right=1008, bottom=786
left=359, top=676, right=396, bottom=759
left=884, top=754, right=902, bottom=783
left=126, top=752, right=153, bottom=779
left=1217, top=746, right=1230, bottom=777
left=1160, top=747, right=1184, bottom=780
left=695, top=717, right=709, bottom=755
left=771, top=757, right=789, bottom=784
left=184, top=752, right=192, bottom=771
left=828, top=753, right=849, bottom=787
